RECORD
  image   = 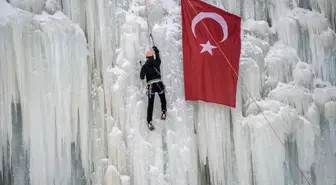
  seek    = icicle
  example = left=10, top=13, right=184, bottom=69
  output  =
left=0, top=2, right=90, bottom=184
left=276, top=8, right=336, bottom=84
left=269, top=83, right=314, bottom=115
left=105, top=165, right=122, bottom=185
left=309, top=0, right=336, bottom=31
left=293, top=62, right=315, bottom=90
left=265, top=43, right=300, bottom=84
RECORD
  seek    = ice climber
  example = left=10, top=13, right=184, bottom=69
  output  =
left=140, top=46, right=167, bottom=131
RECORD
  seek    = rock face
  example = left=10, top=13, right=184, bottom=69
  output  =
left=0, top=0, right=335, bottom=185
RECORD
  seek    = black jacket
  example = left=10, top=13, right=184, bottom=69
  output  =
left=140, top=48, right=161, bottom=83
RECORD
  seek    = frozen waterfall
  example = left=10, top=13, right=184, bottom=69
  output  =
left=0, top=0, right=335, bottom=185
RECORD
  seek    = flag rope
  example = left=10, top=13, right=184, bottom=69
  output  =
left=186, top=1, right=312, bottom=184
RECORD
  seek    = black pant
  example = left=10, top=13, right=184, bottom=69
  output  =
left=147, top=82, right=166, bottom=123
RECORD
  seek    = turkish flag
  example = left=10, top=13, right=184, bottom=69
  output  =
left=181, top=0, right=241, bottom=107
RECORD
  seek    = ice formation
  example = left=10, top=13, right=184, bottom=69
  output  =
left=0, top=0, right=335, bottom=185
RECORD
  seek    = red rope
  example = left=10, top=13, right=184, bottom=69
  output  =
left=144, top=0, right=151, bottom=48
left=186, top=1, right=312, bottom=185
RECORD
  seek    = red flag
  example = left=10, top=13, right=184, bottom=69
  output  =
left=181, top=0, right=241, bottom=107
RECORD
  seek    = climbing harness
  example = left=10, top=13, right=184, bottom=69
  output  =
left=151, top=67, right=165, bottom=94
left=146, top=78, right=165, bottom=98
left=147, top=79, right=162, bottom=85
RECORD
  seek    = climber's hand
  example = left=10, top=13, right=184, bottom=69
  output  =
left=152, top=46, right=159, bottom=52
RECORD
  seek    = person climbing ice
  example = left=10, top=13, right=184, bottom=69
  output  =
left=140, top=46, right=167, bottom=131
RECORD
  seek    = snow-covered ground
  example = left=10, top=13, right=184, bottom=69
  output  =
left=0, top=0, right=335, bottom=185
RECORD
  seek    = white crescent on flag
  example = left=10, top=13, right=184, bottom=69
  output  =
left=191, top=12, right=229, bottom=42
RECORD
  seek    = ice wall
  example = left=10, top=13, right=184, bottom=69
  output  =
left=0, top=1, right=91, bottom=184
left=1, top=0, right=336, bottom=185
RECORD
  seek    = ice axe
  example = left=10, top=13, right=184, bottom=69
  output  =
left=149, top=33, right=159, bottom=60
left=150, top=33, right=155, bottom=47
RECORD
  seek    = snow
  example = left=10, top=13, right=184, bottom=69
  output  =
left=0, top=0, right=19, bottom=25
left=1, top=0, right=336, bottom=185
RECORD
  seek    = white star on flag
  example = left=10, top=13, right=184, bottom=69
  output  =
left=200, top=40, right=217, bottom=55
